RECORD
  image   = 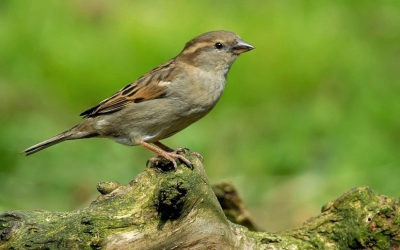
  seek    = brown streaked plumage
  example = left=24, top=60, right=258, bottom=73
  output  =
left=80, top=60, right=178, bottom=117
left=23, top=30, right=254, bottom=168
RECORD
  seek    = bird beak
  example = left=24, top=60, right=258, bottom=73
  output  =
left=232, top=39, right=255, bottom=55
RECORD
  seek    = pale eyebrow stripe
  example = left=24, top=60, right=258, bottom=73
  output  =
left=181, top=42, right=211, bottom=55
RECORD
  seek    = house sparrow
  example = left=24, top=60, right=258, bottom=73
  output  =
left=23, top=30, right=254, bottom=168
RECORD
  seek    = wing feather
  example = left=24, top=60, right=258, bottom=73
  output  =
left=80, top=59, right=177, bottom=118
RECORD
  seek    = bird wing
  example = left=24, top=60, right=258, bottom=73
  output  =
left=80, top=59, right=178, bottom=118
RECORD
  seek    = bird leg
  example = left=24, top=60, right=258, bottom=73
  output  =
left=153, top=141, right=174, bottom=152
left=154, top=142, right=204, bottom=162
left=140, top=141, right=192, bottom=169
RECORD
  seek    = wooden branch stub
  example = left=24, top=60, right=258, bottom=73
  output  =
left=262, top=186, right=400, bottom=249
left=0, top=150, right=399, bottom=249
left=212, top=182, right=259, bottom=231
left=0, top=151, right=242, bottom=249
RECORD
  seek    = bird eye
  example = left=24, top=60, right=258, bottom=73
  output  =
left=214, top=42, right=224, bottom=49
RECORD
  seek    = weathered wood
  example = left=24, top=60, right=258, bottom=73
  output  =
left=1, top=151, right=399, bottom=249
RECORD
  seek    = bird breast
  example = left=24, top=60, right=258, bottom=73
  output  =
left=176, top=69, right=226, bottom=116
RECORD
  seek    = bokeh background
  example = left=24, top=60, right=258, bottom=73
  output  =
left=1, top=0, right=399, bottom=231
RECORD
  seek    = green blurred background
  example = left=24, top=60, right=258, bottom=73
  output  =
left=1, top=0, right=399, bottom=231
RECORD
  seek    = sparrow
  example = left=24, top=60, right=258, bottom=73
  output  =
left=23, top=30, right=254, bottom=168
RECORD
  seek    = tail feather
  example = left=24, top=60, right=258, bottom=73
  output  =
left=23, top=120, right=101, bottom=155
left=23, top=132, right=70, bottom=156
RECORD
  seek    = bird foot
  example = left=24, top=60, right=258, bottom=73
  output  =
left=141, top=142, right=199, bottom=170
left=146, top=152, right=192, bottom=170
left=174, top=148, right=203, bottom=162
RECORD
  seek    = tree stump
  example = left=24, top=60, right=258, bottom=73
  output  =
left=1, top=150, right=399, bottom=249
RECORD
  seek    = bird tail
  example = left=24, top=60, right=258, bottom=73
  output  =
left=22, top=120, right=100, bottom=156
left=23, top=131, right=71, bottom=156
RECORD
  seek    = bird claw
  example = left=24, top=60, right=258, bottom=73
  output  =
left=192, top=152, right=204, bottom=162
left=147, top=153, right=193, bottom=170
left=146, top=157, right=160, bottom=168
left=175, top=147, right=190, bottom=153
left=143, top=142, right=201, bottom=170
left=174, top=148, right=204, bottom=162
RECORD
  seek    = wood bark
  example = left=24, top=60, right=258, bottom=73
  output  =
left=1, top=151, right=399, bottom=249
